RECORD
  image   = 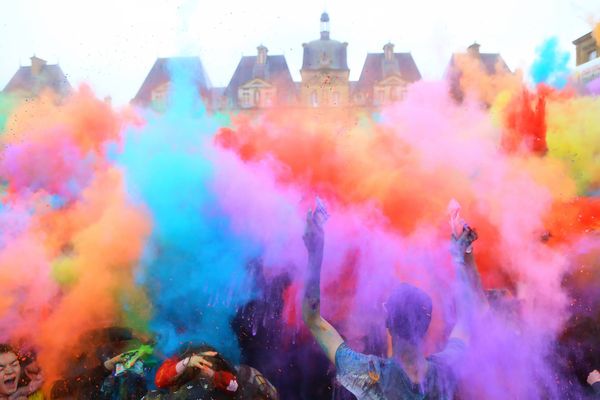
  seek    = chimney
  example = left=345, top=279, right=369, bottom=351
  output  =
left=257, top=45, right=268, bottom=65
left=31, top=56, right=47, bottom=75
left=383, top=42, right=394, bottom=61
left=467, top=42, right=481, bottom=57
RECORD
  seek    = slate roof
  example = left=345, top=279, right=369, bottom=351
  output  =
left=302, top=38, right=349, bottom=70
left=446, top=47, right=511, bottom=103
left=3, top=62, right=72, bottom=97
left=573, top=31, right=593, bottom=45
left=132, top=57, right=211, bottom=105
left=223, top=55, right=296, bottom=106
left=448, top=52, right=511, bottom=75
left=356, top=52, right=422, bottom=92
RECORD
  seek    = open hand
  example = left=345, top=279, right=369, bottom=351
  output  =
left=188, top=352, right=217, bottom=378
left=103, top=354, right=124, bottom=371
left=451, top=224, right=478, bottom=260
left=27, top=373, right=43, bottom=393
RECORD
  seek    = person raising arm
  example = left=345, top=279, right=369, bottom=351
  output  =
left=301, top=201, right=484, bottom=399
left=302, top=208, right=344, bottom=364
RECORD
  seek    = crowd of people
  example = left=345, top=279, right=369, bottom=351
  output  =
left=0, top=333, right=279, bottom=399
left=1, top=210, right=599, bottom=400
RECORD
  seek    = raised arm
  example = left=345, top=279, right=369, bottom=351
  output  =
left=449, top=223, right=485, bottom=342
left=302, top=209, right=344, bottom=363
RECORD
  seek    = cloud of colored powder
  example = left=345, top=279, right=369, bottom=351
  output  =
left=215, top=80, right=593, bottom=397
left=0, top=31, right=598, bottom=399
left=531, top=37, right=571, bottom=89
left=119, top=60, right=260, bottom=362
left=0, top=89, right=151, bottom=384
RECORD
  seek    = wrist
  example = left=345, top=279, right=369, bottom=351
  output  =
left=176, top=357, right=190, bottom=374
left=308, top=250, right=323, bottom=264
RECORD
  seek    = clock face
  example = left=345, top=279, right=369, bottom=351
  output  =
left=320, top=51, right=331, bottom=67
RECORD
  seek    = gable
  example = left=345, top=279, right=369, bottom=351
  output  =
left=376, top=74, right=406, bottom=87
left=239, top=78, right=273, bottom=89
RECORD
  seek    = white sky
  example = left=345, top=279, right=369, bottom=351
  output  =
left=1, top=0, right=598, bottom=105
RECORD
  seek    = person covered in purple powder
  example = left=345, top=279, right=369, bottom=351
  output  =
left=301, top=201, right=484, bottom=399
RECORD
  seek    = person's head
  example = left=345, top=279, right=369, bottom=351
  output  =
left=0, top=344, right=20, bottom=396
left=177, top=343, right=236, bottom=385
left=385, top=284, right=433, bottom=348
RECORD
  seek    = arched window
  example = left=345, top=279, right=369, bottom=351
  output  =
left=311, top=91, right=319, bottom=107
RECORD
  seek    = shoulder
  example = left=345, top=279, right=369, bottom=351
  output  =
left=335, top=343, right=381, bottom=372
left=335, top=343, right=387, bottom=397
left=429, top=338, right=466, bottom=368
left=426, top=340, right=465, bottom=394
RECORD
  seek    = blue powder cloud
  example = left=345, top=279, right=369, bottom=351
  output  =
left=530, top=37, right=571, bottom=89
left=119, top=59, right=260, bottom=362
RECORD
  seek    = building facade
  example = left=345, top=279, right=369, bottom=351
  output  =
left=131, top=57, right=212, bottom=110
left=299, top=12, right=351, bottom=108
left=224, top=45, right=296, bottom=109
left=446, top=42, right=511, bottom=103
left=132, top=13, right=423, bottom=111
left=355, top=43, right=422, bottom=107
left=572, top=31, right=600, bottom=88
left=3, top=56, right=72, bottom=100
left=573, top=31, right=599, bottom=66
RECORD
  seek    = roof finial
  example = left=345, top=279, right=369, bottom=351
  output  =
left=320, top=12, right=330, bottom=40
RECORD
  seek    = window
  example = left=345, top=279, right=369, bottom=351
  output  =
left=390, top=86, right=404, bottom=102
left=375, top=90, right=385, bottom=105
left=311, top=91, right=318, bottom=107
left=241, top=91, right=250, bottom=107
left=332, top=92, right=340, bottom=106
left=265, top=92, right=272, bottom=107
left=254, top=90, right=261, bottom=107
left=590, top=50, right=598, bottom=61
left=390, top=87, right=398, bottom=101
left=399, top=85, right=408, bottom=99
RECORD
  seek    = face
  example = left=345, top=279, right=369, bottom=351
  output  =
left=0, top=352, right=20, bottom=395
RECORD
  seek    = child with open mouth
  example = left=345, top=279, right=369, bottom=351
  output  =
left=0, top=344, right=21, bottom=399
